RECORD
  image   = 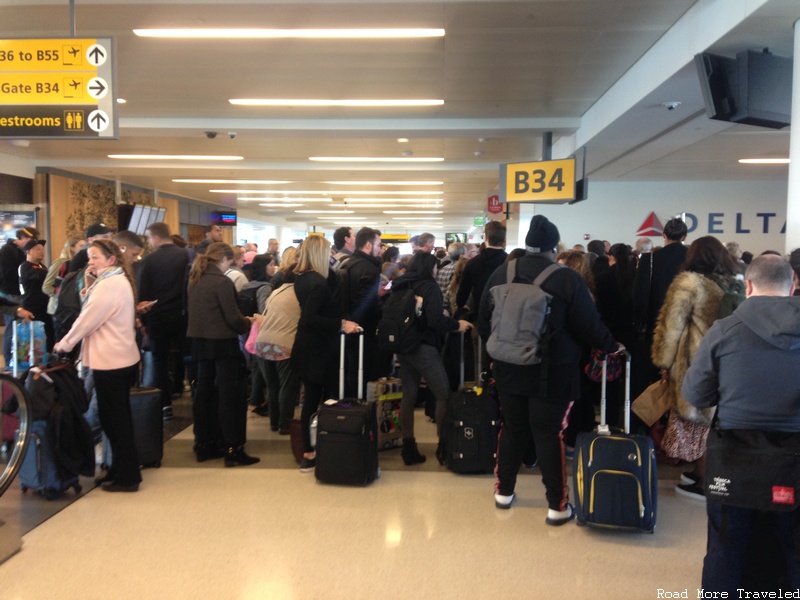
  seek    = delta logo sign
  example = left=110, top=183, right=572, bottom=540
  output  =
left=636, top=211, right=786, bottom=238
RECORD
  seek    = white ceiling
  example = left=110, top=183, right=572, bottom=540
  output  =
left=0, top=0, right=796, bottom=233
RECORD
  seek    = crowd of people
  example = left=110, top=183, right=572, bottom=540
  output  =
left=0, top=215, right=797, bottom=588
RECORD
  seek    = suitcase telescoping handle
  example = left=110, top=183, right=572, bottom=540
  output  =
left=458, top=331, right=481, bottom=388
left=597, top=349, right=632, bottom=436
left=338, top=329, right=364, bottom=401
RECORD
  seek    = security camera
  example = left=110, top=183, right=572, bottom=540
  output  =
left=661, top=101, right=682, bottom=111
left=228, top=132, right=237, bottom=139
left=205, top=131, right=217, bottom=139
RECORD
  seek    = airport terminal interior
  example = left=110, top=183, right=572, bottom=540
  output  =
left=1, top=0, right=799, bottom=598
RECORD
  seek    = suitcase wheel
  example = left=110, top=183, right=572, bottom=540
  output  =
left=73, top=483, right=82, bottom=494
left=20, top=485, right=28, bottom=493
left=375, top=467, right=381, bottom=479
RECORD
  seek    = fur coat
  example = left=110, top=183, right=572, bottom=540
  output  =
left=651, top=271, right=743, bottom=425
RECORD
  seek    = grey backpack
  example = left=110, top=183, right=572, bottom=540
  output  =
left=486, top=260, right=562, bottom=365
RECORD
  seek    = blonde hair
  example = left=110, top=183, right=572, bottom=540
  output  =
left=60, top=236, right=84, bottom=260
left=295, top=235, right=330, bottom=278
left=278, top=246, right=298, bottom=274
left=188, top=242, right=234, bottom=287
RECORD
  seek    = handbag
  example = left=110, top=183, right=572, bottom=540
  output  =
left=705, top=412, right=800, bottom=511
left=584, top=349, right=623, bottom=382
left=631, top=373, right=670, bottom=426
left=244, top=319, right=259, bottom=355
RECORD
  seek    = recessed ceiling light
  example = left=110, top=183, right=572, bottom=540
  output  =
left=230, top=99, right=443, bottom=107
left=397, top=138, right=410, bottom=143
left=738, top=158, right=790, bottom=164
left=309, top=157, right=444, bottom=163
left=108, top=154, right=243, bottom=161
left=116, top=98, right=127, bottom=104
left=134, top=28, right=445, bottom=39
left=173, top=179, right=290, bottom=184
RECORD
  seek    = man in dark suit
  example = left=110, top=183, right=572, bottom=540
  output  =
left=631, top=217, right=688, bottom=396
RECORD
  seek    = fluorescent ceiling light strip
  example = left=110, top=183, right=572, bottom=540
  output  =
left=738, top=158, right=789, bottom=164
left=309, top=157, right=444, bottom=163
left=317, top=217, right=370, bottom=221
left=295, top=210, right=354, bottom=214
left=210, top=190, right=332, bottom=195
left=383, top=211, right=443, bottom=214
left=329, top=191, right=443, bottom=196
left=173, top=179, right=290, bottom=184
left=328, top=203, right=442, bottom=208
left=236, top=197, right=333, bottom=203
left=259, top=203, right=304, bottom=207
left=134, top=28, right=445, bottom=39
left=392, top=217, right=442, bottom=220
left=324, top=181, right=443, bottom=185
left=331, top=222, right=378, bottom=226
left=230, top=99, right=443, bottom=107
left=109, top=154, right=243, bottom=161
left=342, top=197, right=442, bottom=205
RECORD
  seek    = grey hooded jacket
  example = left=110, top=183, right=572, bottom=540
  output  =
left=682, top=295, right=800, bottom=431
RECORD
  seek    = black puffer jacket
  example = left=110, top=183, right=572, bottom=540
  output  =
left=0, top=239, right=24, bottom=298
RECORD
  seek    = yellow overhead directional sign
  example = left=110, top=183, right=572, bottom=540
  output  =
left=500, top=158, right=576, bottom=203
left=0, top=39, right=107, bottom=72
left=0, top=38, right=116, bottom=139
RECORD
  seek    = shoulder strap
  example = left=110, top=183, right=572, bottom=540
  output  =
left=506, top=259, right=517, bottom=283
left=533, top=263, right=562, bottom=286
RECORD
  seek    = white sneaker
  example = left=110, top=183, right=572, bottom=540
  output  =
left=494, top=492, right=515, bottom=509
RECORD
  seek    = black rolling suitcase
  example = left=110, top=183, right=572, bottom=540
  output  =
left=102, top=385, right=163, bottom=469
left=574, top=351, right=658, bottom=532
left=441, top=334, right=501, bottom=474
left=315, top=332, right=380, bottom=486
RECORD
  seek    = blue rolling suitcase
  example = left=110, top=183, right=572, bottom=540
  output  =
left=18, top=419, right=82, bottom=500
left=315, top=332, right=380, bottom=486
left=574, top=352, right=657, bottom=532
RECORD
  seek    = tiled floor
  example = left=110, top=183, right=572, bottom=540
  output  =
left=0, top=396, right=709, bottom=599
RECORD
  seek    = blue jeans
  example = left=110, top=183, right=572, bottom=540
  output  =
left=397, top=343, right=451, bottom=439
left=703, top=500, right=800, bottom=593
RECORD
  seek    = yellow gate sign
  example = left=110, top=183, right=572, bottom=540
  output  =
left=500, top=158, right=576, bottom=203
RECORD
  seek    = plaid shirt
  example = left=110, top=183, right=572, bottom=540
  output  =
left=436, top=261, right=457, bottom=312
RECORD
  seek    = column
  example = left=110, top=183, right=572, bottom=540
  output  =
left=786, top=19, right=800, bottom=253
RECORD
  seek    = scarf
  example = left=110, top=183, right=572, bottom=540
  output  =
left=79, top=266, right=125, bottom=306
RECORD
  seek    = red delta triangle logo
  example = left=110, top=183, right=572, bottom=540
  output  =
left=636, top=212, right=664, bottom=237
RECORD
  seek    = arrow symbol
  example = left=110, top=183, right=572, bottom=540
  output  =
left=88, top=46, right=105, bottom=63
left=90, top=112, right=106, bottom=128
left=87, top=77, right=109, bottom=99
left=87, top=109, right=109, bottom=133
left=88, top=80, right=105, bottom=95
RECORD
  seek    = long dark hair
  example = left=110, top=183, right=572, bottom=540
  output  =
left=406, top=251, right=438, bottom=279
left=250, top=252, right=274, bottom=282
left=683, top=236, right=739, bottom=277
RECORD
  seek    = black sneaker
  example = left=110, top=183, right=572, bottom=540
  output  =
left=675, top=482, right=706, bottom=501
left=299, top=457, right=316, bottom=473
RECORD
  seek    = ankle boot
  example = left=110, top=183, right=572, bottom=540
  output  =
left=224, top=446, right=261, bottom=467
left=401, top=437, right=426, bottom=466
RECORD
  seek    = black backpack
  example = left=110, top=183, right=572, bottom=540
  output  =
left=376, top=286, right=425, bottom=354
left=237, top=282, right=269, bottom=317
left=52, top=268, right=86, bottom=342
